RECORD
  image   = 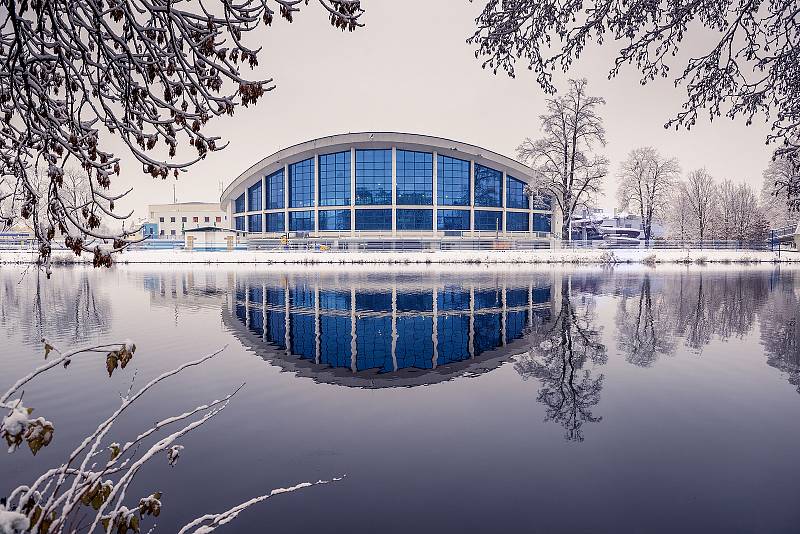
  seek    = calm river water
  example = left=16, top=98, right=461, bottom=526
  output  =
left=1, top=265, right=799, bottom=533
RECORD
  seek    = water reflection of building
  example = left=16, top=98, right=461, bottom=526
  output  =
left=224, top=273, right=557, bottom=388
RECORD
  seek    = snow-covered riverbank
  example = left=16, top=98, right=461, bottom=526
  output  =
left=1, top=247, right=797, bottom=264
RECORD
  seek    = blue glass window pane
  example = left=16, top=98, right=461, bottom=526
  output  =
left=474, top=210, right=502, bottom=231
left=266, top=170, right=285, bottom=209
left=396, top=316, right=434, bottom=370
left=506, top=288, right=529, bottom=308
left=290, top=283, right=315, bottom=308
left=506, top=176, right=529, bottom=209
left=474, top=313, right=501, bottom=356
left=289, top=158, right=315, bottom=208
left=234, top=194, right=245, bottom=213
left=437, top=287, right=470, bottom=311
left=396, top=209, right=433, bottom=231
left=396, top=150, right=433, bottom=205
left=437, top=155, right=470, bottom=206
left=356, top=291, right=392, bottom=312
left=265, top=212, right=285, bottom=232
left=533, top=213, right=552, bottom=232
left=356, top=316, right=392, bottom=372
left=319, top=290, right=350, bottom=311
left=355, top=149, right=392, bottom=205
left=474, top=164, right=502, bottom=207
left=320, top=315, right=352, bottom=368
left=318, top=209, right=351, bottom=231
left=234, top=216, right=245, bottom=231
left=396, top=292, right=433, bottom=312
left=289, top=211, right=314, bottom=232
left=247, top=181, right=262, bottom=211
left=248, top=307, right=263, bottom=336
left=506, top=310, right=528, bottom=342
left=474, top=289, right=501, bottom=310
left=265, top=311, right=286, bottom=349
left=247, top=213, right=262, bottom=233
left=437, top=209, right=470, bottom=231
left=319, top=151, right=351, bottom=206
left=437, top=315, right=470, bottom=363
left=266, top=287, right=285, bottom=306
left=355, top=209, right=391, bottom=231
left=506, top=212, right=529, bottom=232
left=533, top=286, right=552, bottom=304
left=290, top=313, right=315, bottom=359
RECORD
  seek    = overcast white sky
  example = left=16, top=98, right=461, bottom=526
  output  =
left=113, top=0, right=775, bottom=220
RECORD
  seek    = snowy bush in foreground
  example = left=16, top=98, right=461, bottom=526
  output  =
left=0, top=340, right=339, bottom=533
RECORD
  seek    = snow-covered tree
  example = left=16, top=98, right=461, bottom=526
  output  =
left=683, top=169, right=717, bottom=243
left=664, top=182, right=692, bottom=240
left=713, top=180, right=768, bottom=242
left=761, top=158, right=800, bottom=228
left=0, top=0, right=363, bottom=272
left=616, top=147, right=680, bottom=241
left=517, top=79, right=608, bottom=240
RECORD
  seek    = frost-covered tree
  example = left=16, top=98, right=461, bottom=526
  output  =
left=713, top=179, right=768, bottom=242
left=683, top=169, right=717, bottom=243
left=664, top=181, right=691, bottom=240
left=0, top=0, right=363, bottom=272
left=616, top=147, right=680, bottom=241
left=615, top=274, right=676, bottom=367
left=761, top=158, right=800, bottom=228
left=517, top=79, right=608, bottom=240
left=467, top=0, right=800, bottom=174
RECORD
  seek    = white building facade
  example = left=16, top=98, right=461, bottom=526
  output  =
left=147, top=202, right=228, bottom=238
left=220, top=132, right=560, bottom=238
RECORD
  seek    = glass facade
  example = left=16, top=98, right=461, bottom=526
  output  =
left=265, top=212, right=285, bottom=233
left=396, top=209, right=433, bottom=231
left=474, top=164, right=502, bottom=207
left=506, top=212, right=529, bottom=232
left=266, top=169, right=284, bottom=210
left=234, top=194, right=245, bottom=214
left=506, top=176, right=529, bottom=209
left=247, top=181, right=262, bottom=212
left=533, top=213, right=552, bottom=233
left=437, top=155, right=470, bottom=206
left=355, top=149, right=392, bottom=205
left=289, top=158, right=314, bottom=208
left=228, top=139, right=555, bottom=237
left=319, top=151, right=351, bottom=206
left=355, top=209, right=392, bottom=231
left=474, top=210, right=502, bottom=231
left=396, top=150, right=433, bottom=205
left=289, top=210, right=314, bottom=232
left=247, top=213, right=262, bottom=233
left=437, top=209, right=470, bottom=231
left=319, top=209, right=351, bottom=231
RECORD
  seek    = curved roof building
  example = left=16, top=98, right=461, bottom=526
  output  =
left=220, top=132, right=559, bottom=237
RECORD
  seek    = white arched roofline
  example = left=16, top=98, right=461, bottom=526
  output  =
left=220, top=131, right=537, bottom=204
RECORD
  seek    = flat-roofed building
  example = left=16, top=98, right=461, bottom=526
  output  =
left=147, top=202, right=227, bottom=238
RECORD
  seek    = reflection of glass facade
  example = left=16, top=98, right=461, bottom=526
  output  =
left=231, top=276, right=554, bottom=378
left=227, top=136, right=555, bottom=236
left=356, top=149, right=392, bottom=205
left=319, top=151, right=351, bottom=206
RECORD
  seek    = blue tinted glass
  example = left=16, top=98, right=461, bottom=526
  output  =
left=289, top=211, right=314, bottom=231
left=289, top=158, right=315, bottom=208
left=474, top=210, right=502, bottom=231
left=506, top=310, right=528, bottom=342
left=533, top=213, right=552, bottom=232
left=290, top=313, right=315, bottom=359
left=437, top=209, right=470, bottom=231
left=266, top=169, right=285, bottom=209
left=396, top=150, right=433, bottom=205
left=319, top=151, right=351, bottom=206
left=234, top=216, right=245, bottom=231
left=356, top=316, right=392, bottom=372
left=473, top=313, right=501, bottom=356
left=290, top=283, right=315, bottom=308
left=248, top=307, right=263, bottom=336
left=474, top=164, right=502, bottom=207
left=506, top=212, right=529, bottom=232
left=266, top=287, right=285, bottom=306
left=265, top=212, right=285, bottom=232
left=437, top=287, right=470, bottom=311
left=355, top=209, right=391, bottom=231
left=320, top=315, right=352, bottom=368
left=506, top=288, right=529, bottom=308
left=396, top=316, right=434, bottom=369
left=396, top=292, right=433, bottom=312
left=318, top=209, right=351, bottom=231
left=396, top=209, right=432, bottom=231
left=437, top=315, right=470, bottom=363
left=474, top=289, right=501, bottom=309
left=234, top=194, right=245, bottom=213
left=437, top=155, right=470, bottom=206
left=533, top=286, right=552, bottom=304
left=319, top=290, right=350, bottom=311
left=355, top=149, right=392, bottom=205
left=356, top=291, right=392, bottom=312
left=247, top=213, right=262, bottom=233
left=506, top=176, right=529, bottom=209
left=247, top=180, right=262, bottom=211
left=265, top=311, right=286, bottom=349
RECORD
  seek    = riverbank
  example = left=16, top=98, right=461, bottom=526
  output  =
left=1, top=247, right=797, bottom=264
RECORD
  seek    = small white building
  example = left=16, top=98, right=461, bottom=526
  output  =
left=183, top=227, right=245, bottom=251
left=148, top=202, right=228, bottom=238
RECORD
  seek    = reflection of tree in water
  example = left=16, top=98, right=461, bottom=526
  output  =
left=760, top=271, right=800, bottom=393
left=615, top=274, right=676, bottom=367
left=0, top=269, right=110, bottom=344
left=515, top=284, right=607, bottom=442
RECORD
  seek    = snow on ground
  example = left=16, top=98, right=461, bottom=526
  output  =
left=0, top=247, right=797, bottom=265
